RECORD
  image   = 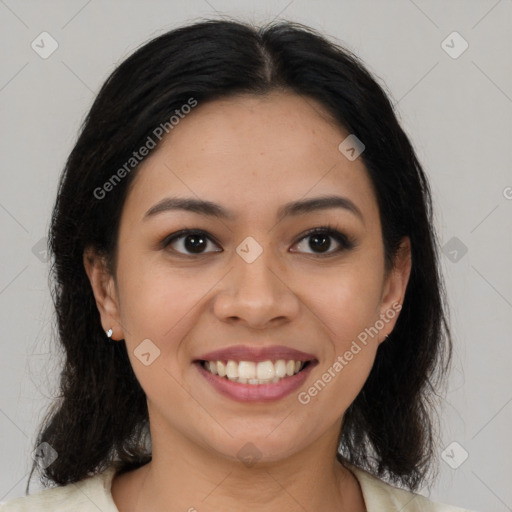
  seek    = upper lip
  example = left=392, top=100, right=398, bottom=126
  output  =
left=196, top=345, right=316, bottom=363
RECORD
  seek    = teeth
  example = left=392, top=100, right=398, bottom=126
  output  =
left=257, top=360, right=275, bottom=381
left=238, top=361, right=256, bottom=380
left=226, top=360, right=238, bottom=379
left=203, top=358, right=306, bottom=384
left=275, top=360, right=287, bottom=378
left=217, top=361, right=226, bottom=377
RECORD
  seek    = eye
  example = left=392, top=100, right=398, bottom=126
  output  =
left=161, top=226, right=354, bottom=257
left=162, top=230, right=222, bottom=255
left=291, top=225, right=354, bottom=256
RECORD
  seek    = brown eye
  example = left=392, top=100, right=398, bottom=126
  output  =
left=292, top=227, right=353, bottom=256
left=163, top=230, right=222, bottom=255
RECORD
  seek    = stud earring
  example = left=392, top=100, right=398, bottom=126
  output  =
left=106, top=328, right=113, bottom=338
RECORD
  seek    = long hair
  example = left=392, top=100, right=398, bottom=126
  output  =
left=29, top=19, right=451, bottom=492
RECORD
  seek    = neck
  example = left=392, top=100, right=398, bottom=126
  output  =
left=112, top=421, right=365, bottom=512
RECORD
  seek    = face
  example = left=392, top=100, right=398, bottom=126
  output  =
left=85, top=92, right=410, bottom=465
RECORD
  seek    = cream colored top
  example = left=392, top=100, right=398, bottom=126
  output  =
left=0, top=464, right=475, bottom=511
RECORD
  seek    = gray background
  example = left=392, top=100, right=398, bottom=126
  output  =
left=1, top=1, right=511, bottom=510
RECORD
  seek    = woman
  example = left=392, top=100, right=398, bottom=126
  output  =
left=1, top=19, right=474, bottom=512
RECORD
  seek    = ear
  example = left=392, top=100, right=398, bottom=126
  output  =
left=378, top=237, right=412, bottom=343
left=83, top=246, right=124, bottom=340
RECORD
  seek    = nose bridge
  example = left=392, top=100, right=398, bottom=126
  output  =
left=232, top=237, right=281, bottom=301
left=213, top=235, right=299, bottom=326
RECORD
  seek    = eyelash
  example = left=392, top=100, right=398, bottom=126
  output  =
left=161, top=224, right=355, bottom=258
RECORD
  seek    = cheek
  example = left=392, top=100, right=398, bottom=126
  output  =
left=304, top=259, right=384, bottom=342
left=302, top=289, right=380, bottom=421
left=115, top=255, right=207, bottom=364
left=116, top=268, right=205, bottom=409
left=296, top=256, right=384, bottom=409
left=117, top=239, right=195, bottom=321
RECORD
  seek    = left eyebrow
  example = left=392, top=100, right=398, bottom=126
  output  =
left=143, top=194, right=364, bottom=223
left=275, top=195, right=363, bottom=223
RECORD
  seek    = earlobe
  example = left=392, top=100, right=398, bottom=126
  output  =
left=83, top=247, right=123, bottom=340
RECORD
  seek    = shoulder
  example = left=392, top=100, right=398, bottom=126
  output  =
left=347, top=464, right=477, bottom=512
left=0, top=467, right=118, bottom=512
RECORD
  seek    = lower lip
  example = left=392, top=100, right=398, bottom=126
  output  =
left=195, top=361, right=316, bottom=402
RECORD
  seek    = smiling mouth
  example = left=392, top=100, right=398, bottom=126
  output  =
left=200, top=359, right=312, bottom=385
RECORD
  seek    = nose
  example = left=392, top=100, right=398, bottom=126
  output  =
left=212, top=248, right=300, bottom=329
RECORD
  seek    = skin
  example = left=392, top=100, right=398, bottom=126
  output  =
left=84, top=91, right=411, bottom=512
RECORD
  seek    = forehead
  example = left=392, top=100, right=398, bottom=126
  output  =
left=122, top=92, right=378, bottom=224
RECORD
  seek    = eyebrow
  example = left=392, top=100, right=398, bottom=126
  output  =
left=143, top=195, right=363, bottom=222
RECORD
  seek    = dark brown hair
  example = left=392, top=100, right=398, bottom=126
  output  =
left=29, top=18, right=451, bottom=492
